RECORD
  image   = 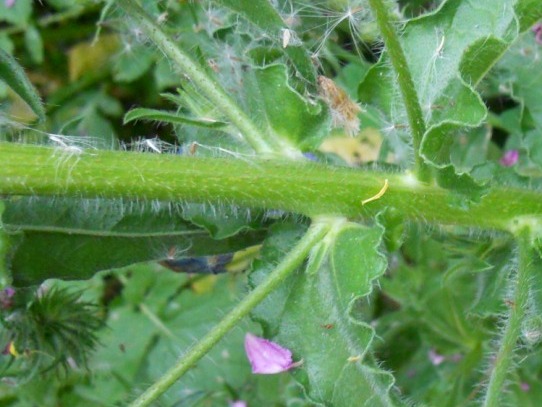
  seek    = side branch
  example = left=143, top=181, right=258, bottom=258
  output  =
left=482, top=229, right=537, bottom=406
left=367, top=0, right=430, bottom=181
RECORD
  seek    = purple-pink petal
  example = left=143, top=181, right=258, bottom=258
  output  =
left=500, top=150, right=519, bottom=167
left=230, top=401, right=247, bottom=407
left=0, top=287, right=15, bottom=310
left=5, top=0, right=16, bottom=8
left=244, top=333, right=295, bottom=374
left=428, top=349, right=445, bottom=366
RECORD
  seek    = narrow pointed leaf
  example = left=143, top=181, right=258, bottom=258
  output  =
left=0, top=48, right=45, bottom=121
left=124, top=107, right=228, bottom=129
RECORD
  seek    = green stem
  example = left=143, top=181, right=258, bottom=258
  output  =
left=367, top=0, right=430, bottom=182
left=129, top=220, right=332, bottom=407
left=482, top=229, right=536, bottom=407
left=2, top=143, right=542, bottom=233
left=116, top=0, right=283, bottom=155
left=1, top=143, right=542, bottom=232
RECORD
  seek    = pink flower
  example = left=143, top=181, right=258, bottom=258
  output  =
left=500, top=150, right=519, bottom=167
left=0, top=287, right=15, bottom=310
left=230, top=401, right=247, bottom=407
left=244, top=333, right=301, bottom=374
left=428, top=349, right=445, bottom=366
left=5, top=0, right=16, bottom=8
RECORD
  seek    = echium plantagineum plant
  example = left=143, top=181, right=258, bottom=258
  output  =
left=1, top=0, right=542, bottom=405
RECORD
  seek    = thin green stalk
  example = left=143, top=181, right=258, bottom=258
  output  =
left=116, top=0, right=282, bottom=155
left=482, top=229, right=536, bottom=407
left=2, top=143, right=542, bottom=233
left=129, top=219, right=332, bottom=407
left=367, top=0, right=430, bottom=182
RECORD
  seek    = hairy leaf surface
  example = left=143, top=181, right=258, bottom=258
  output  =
left=359, top=0, right=542, bottom=195
left=251, top=222, right=397, bottom=406
left=3, top=197, right=265, bottom=285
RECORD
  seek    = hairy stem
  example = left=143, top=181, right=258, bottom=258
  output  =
left=116, top=0, right=285, bottom=155
left=129, top=219, right=332, bottom=407
left=482, top=229, right=536, bottom=407
left=367, top=0, right=430, bottom=182
left=2, top=143, right=542, bottom=233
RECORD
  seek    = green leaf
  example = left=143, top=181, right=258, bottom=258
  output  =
left=181, top=203, right=265, bottom=239
left=3, top=197, right=266, bottom=286
left=245, top=64, right=329, bottom=148
left=0, top=0, right=32, bottom=26
left=376, top=208, right=405, bottom=252
left=0, top=33, right=14, bottom=54
left=75, top=265, right=300, bottom=406
left=491, top=31, right=542, bottom=171
left=359, top=0, right=542, bottom=192
left=213, top=0, right=283, bottom=33
left=24, top=25, right=44, bottom=65
left=213, top=0, right=316, bottom=82
left=0, top=48, right=45, bottom=121
left=376, top=227, right=509, bottom=404
left=514, top=0, right=542, bottom=30
left=112, top=43, right=155, bottom=82
left=124, top=107, right=227, bottom=129
left=251, top=222, right=397, bottom=406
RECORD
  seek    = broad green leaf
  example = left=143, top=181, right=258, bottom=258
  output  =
left=154, top=58, right=182, bottom=90
left=0, top=0, right=32, bottom=26
left=0, top=48, right=45, bottom=121
left=112, top=43, right=155, bottom=82
left=359, top=0, right=542, bottom=192
left=491, top=31, right=542, bottom=171
left=213, top=0, right=317, bottom=82
left=245, top=64, right=329, bottom=148
left=124, top=107, right=228, bottom=129
left=434, top=165, right=488, bottom=204
left=251, top=222, right=397, bottom=406
left=214, top=0, right=283, bottom=33
left=3, top=197, right=266, bottom=286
